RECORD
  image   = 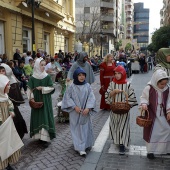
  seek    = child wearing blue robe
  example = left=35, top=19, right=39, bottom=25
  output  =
left=61, top=67, right=97, bottom=156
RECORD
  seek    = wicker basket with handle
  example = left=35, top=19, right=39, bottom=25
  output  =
left=136, top=109, right=152, bottom=127
left=110, top=90, right=131, bottom=114
left=29, top=88, right=43, bottom=109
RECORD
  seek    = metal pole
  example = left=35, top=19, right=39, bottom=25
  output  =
left=100, top=35, right=103, bottom=58
left=32, top=0, right=36, bottom=58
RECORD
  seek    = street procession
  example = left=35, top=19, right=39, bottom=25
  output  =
left=0, top=0, right=170, bottom=170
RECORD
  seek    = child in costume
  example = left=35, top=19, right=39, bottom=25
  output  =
left=27, top=58, right=56, bottom=147
left=0, top=75, right=22, bottom=170
left=105, top=65, right=138, bottom=155
left=140, top=69, right=170, bottom=159
left=0, top=63, right=27, bottom=139
left=61, top=67, right=97, bottom=156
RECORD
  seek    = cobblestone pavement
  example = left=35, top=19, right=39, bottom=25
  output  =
left=94, top=71, right=170, bottom=170
left=13, top=73, right=110, bottom=170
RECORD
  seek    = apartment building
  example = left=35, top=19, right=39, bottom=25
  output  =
left=125, top=0, right=134, bottom=39
left=133, top=3, right=149, bottom=51
left=75, top=0, right=120, bottom=56
left=160, top=0, right=170, bottom=26
left=0, top=0, right=76, bottom=59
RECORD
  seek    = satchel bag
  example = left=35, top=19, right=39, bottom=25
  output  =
left=99, top=86, right=106, bottom=95
left=29, top=89, right=43, bottom=109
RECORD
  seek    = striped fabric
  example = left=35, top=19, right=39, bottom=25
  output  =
left=0, top=101, right=21, bottom=170
left=105, top=82, right=138, bottom=147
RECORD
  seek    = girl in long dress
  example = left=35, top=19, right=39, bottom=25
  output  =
left=0, top=63, right=28, bottom=139
left=99, top=54, right=116, bottom=110
left=27, top=58, right=56, bottom=146
left=140, top=69, right=170, bottom=159
left=0, top=75, right=21, bottom=170
left=61, top=67, right=97, bottom=156
left=154, top=48, right=170, bottom=76
left=105, top=65, right=138, bottom=155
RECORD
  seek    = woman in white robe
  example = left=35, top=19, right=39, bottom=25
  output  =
left=140, top=69, right=170, bottom=159
left=61, top=67, right=97, bottom=156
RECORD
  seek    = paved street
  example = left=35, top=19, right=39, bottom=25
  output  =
left=13, top=70, right=170, bottom=170
left=14, top=72, right=110, bottom=170
left=81, top=71, right=170, bottom=170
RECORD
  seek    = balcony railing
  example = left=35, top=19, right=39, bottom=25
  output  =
left=102, top=26, right=114, bottom=34
left=101, top=13, right=114, bottom=22
left=125, top=1, right=133, bottom=6
left=101, top=0, right=114, bottom=9
left=126, top=13, right=133, bottom=19
left=125, top=7, right=133, bottom=12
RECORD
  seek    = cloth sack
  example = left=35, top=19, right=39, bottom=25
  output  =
left=0, top=116, right=24, bottom=161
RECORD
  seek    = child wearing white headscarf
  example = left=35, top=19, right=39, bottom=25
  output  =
left=0, top=75, right=22, bottom=170
left=140, top=69, right=170, bottom=159
left=27, top=58, right=56, bottom=147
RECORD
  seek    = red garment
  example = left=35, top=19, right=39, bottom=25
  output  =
left=113, top=65, right=127, bottom=84
left=100, top=62, right=116, bottom=109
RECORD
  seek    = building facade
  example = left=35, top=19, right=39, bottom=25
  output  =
left=160, top=0, right=170, bottom=26
left=125, top=0, right=134, bottom=39
left=75, top=0, right=119, bottom=57
left=133, top=3, right=149, bottom=51
left=0, top=0, right=76, bottom=59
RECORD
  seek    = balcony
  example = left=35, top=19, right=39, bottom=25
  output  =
left=126, top=13, right=133, bottom=19
left=101, top=0, right=114, bottom=9
left=102, top=26, right=115, bottom=34
left=125, top=7, right=133, bottom=12
left=127, top=27, right=133, bottom=31
left=125, top=1, right=133, bottom=6
left=126, top=20, right=132, bottom=25
left=101, top=13, right=114, bottom=22
left=126, top=33, right=132, bottom=38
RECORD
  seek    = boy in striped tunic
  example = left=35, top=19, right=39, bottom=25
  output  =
left=105, top=66, right=138, bottom=155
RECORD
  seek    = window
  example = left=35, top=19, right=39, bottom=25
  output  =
left=22, top=28, right=31, bottom=53
left=44, top=33, right=49, bottom=54
left=84, top=20, right=90, bottom=27
left=84, top=7, right=90, bottom=13
left=0, top=22, right=5, bottom=55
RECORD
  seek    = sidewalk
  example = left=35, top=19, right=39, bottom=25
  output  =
left=81, top=71, right=170, bottom=170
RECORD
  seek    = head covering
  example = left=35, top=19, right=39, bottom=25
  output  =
left=73, top=67, right=86, bottom=85
left=148, top=69, right=169, bottom=92
left=1, top=63, right=17, bottom=84
left=113, top=65, right=127, bottom=84
left=156, top=48, right=170, bottom=69
left=32, top=58, right=47, bottom=79
left=0, top=75, right=10, bottom=102
left=76, top=52, right=88, bottom=67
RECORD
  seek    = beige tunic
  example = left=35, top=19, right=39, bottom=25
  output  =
left=0, top=100, right=21, bottom=170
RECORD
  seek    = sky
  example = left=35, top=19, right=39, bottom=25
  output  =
left=134, top=0, right=163, bottom=35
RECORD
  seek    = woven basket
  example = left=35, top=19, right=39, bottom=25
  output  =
left=29, top=89, right=43, bottom=109
left=110, top=90, right=131, bottom=114
left=136, top=110, right=152, bottom=127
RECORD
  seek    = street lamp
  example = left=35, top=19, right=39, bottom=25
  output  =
left=22, top=0, right=42, bottom=58
left=100, top=30, right=104, bottom=58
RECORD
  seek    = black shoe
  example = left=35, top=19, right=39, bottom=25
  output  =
left=6, top=164, right=15, bottom=170
left=147, top=153, right=155, bottom=159
left=119, top=144, right=125, bottom=155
